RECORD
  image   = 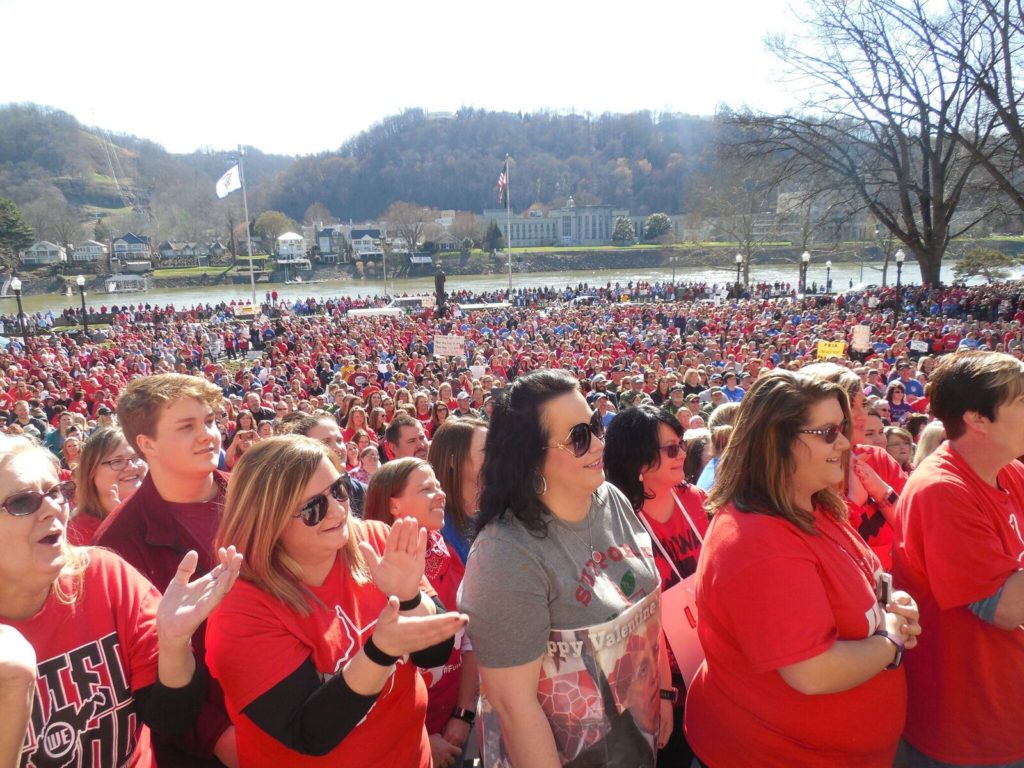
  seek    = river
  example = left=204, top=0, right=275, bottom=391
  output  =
left=6, top=260, right=992, bottom=316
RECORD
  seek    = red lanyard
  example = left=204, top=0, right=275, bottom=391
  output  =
left=816, top=512, right=878, bottom=593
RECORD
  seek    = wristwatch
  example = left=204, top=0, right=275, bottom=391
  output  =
left=452, top=706, right=476, bottom=724
left=659, top=687, right=680, bottom=704
left=885, top=488, right=899, bottom=506
left=873, top=630, right=905, bottom=669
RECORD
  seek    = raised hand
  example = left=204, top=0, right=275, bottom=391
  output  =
left=157, top=547, right=243, bottom=646
left=370, top=596, right=467, bottom=659
left=359, top=517, right=426, bottom=602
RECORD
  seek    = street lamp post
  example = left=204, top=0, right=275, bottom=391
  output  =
left=800, top=251, right=811, bottom=295
left=10, top=277, right=27, bottom=349
left=895, top=249, right=905, bottom=318
left=735, top=253, right=743, bottom=286
left=76, top=275, right=88, bottom=336
left=825, top=260, right=832, bottom=294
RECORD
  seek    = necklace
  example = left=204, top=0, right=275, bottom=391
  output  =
left=817, top=513, right=877, bottom=592
left=558, top=510, right=604, bottom=564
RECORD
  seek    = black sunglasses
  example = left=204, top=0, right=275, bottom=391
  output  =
left=549, top=412, right=605, bottom=458
left=798, top=421, right=849, bottom=444
left=659, top=441, right=687, bottom=459
left=2, top=480, right=76, bottom=517
left=294, top=476, right=349, bottom=527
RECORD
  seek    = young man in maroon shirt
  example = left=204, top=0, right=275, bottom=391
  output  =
left=95, top=373, right=236, bottom=767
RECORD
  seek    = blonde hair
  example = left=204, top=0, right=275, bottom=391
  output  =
left=216, top=436, right=368, bottom=615
left=0, top=434, right=89, bottom=604
left=117, top=373, right=223, bottom=454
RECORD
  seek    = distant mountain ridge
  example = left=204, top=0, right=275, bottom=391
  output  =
left=0, top=103, right=722, bottom=243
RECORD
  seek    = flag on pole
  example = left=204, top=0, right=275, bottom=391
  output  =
left=216, top=164, right=242, bottom=199
left=497, top=161, right=507, bottom=206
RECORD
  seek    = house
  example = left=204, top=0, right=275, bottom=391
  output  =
left=482, top=196, right=630, bottom=247
left=317, top=226, right=350, bottom=263
left=112, top=233, right=152, bottom=268
left=276, top=232, right=306, bottom=260
left=20, top=241, right=67, bottom=265
left=157, top=240, right=211, bottom=267
left=71, top=240, right=108, bottom=263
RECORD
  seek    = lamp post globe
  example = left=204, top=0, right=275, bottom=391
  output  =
left=800, top=251, right=811, bottom=294
left=825, top=260, right=832, bottom=294
left=735, top=253, right=743, bottom=286
left=10, top=277, right=26, bottom=348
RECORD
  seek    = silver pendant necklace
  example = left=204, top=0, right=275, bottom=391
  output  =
left=559, top=510, right=603, bottom=563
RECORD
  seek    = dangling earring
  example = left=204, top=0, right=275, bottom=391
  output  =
left=638, top=473, right=644, bottom=483
left=532, top=472, right=548, bottom=496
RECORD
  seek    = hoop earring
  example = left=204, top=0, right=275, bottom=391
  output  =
left=532, top=472, right=548, bottom=496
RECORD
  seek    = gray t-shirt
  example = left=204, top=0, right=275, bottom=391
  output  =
left=458, top=482, right=659, bottom=668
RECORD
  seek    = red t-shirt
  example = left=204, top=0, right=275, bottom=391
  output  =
left=848, top=445, right=908, bottom=571
left=685, top=504, right=905, bottom=767
left=67, top=511, right=103, bottom=546
left=12, top=549, right=160, bottom=768
left=206, top=521, right=432, bottom=768
left=638, top=484, right=708, bottom=589
left=893, top=443, right=1024, bottom=764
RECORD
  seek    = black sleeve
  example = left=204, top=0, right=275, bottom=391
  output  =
left=242, top=658, right=379, bottom=757
left=134, top=662, right=207, bottom=734
left=409, top=594, right=456, bottom=668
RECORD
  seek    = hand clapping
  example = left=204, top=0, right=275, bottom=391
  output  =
left=359, top=517, right=426, bottom=602
left=157, top=546, right=243, bottom=646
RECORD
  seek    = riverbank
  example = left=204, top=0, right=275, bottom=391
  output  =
left=9, top=239, right=1020, bottom=297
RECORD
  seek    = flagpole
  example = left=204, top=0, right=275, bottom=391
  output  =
left=237, top=144, right=257, bottom=308
left=505, top=154, right=512, bottom=297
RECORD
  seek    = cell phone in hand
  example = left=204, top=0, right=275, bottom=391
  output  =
left=877, top=572, right=893, bottom=605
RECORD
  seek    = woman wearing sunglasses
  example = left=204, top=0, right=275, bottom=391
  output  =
left=604, top=405, right=708, bottom=768
left=0, top=433, right=241, bottom=768
left=363, top=458, right=475, bottom=768
left=206, top=436, right=467, bottom=768
left=460, top=369, right=666, bottom=767
left=684, top=370, right=921, bottom=767
left=68, top=426, right=148, bottom=545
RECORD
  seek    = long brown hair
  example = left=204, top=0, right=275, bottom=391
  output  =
left=427, top=418, right=487, bottom=535
left=362, top=457, right=429, bottom=524
left=216, top=436, right=367, bottom=615
left=74, top=426, right=135, bottom=521
left=706, top=369, right=850, bottom=534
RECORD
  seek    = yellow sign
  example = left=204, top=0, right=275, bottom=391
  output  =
left=817, top=341, right=848, bottom=359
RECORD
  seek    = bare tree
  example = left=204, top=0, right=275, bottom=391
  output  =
left=383, top=201, right=430, bottom=254
left=702, top=162, right=780, bottom=285
left=731, top=0, right=998, bottom=284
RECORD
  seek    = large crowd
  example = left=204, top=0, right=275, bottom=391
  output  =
left=2, top=277, right=1024, bottom=768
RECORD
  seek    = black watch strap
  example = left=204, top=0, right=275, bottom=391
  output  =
left=873, top=629, right=905, bottom=669
left=452, top=706, right=476, bottom=724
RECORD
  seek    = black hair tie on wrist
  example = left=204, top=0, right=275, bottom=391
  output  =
left=398, top=592, right=423, bottom=611
left=363, top=635, right=400, bottom=667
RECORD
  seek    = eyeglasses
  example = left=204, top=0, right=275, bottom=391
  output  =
left=2, top=480, right=75, bottom=517
left=100, top=455, right=146, bottom=472
left=548, top=413, right=604, bottom=458
left=294, top=475, right=349, bottom=527
left=659, top=441, right=687, bottom=459
left=798, top=421, right=849, bottom=444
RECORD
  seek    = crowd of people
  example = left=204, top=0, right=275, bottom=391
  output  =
left=2, top=277, right=1024, bottom=768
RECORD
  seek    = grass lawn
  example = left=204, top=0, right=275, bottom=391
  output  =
left=152, top=267, right=231, bottom=279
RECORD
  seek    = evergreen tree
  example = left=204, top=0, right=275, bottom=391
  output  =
left=0, top=199, right=34, bottom=272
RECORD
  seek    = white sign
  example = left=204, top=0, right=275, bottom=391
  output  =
left=470, top=365, right=486, bottom=379
left=422, top=295, right=437, bottom=308
left=909, top=339, right=930, bottom=353
left=433, top=334, right=466, bottom=358
left=852, top=325, right=871, bottom=351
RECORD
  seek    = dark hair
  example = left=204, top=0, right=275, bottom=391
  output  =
left=475, top=369, right=580, bottom=537
left=928, top=351, right=1024, bottom=439
left=604, top=406, right=684, bottom=509
left=683, top=431, right=710, bottom=485
left=384, top=414, right=420, bottom=448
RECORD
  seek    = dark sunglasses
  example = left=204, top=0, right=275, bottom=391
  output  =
left=2, top=480, right=76, bottom=517
left=798, top=421, right=849, bottom=444
left=294, top=476, right=349, bottom=527
left=549, top=413, right=605, bottom=458
left=659, top=441, right=687, bottom=459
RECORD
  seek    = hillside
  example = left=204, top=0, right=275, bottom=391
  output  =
left=0, top=104, right=730, bottom=245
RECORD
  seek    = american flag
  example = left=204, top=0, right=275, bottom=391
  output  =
left=497, top=161, right=507, bottom=206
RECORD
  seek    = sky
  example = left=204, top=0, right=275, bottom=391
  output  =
left=0, top=0, right=808, bottom=157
